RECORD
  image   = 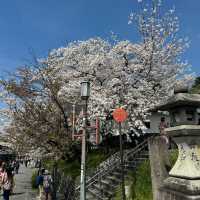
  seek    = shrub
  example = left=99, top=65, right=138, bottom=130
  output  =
left=31, top=170, right=38, bottom=189
left=132, top=160, right=153, bottom=200
left=112, top=160, right=153, bottom=200
left=113, top=149, right=179, bottom=200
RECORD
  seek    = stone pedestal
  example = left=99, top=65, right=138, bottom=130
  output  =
left=162, top=125, right=200, bottom=200
left=161, top=188, right=200, bottom=200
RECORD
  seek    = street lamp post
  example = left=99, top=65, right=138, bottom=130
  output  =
left=72, top=103, right=76, bottom=141
left=80, top=81, right=90, bottom=200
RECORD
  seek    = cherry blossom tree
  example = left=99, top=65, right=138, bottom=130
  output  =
left=47, top=1, right=193, bottom=128
left=0, top=67, right=81, bottom=159
left=0, top=0, right=194, bottom=152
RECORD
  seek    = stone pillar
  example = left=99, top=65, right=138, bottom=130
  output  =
left=148, top=136, right=170, bottom=200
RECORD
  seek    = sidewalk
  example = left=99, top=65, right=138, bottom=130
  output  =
left=9, top=165, right=38, bottom=200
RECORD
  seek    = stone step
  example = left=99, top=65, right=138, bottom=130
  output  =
left=126, top=159, right=140, bottom=164
left=125, top=159, right=146, bottom=165
left=106, top=176, right=122, bottom=184
left=100, top=179, right=116, bottom=190
left=86, top=192, right=96, bottom=200
left=93, top=183, right=104, bottom=191
left=124, top=164, right=137, bottom=170
left=101, top=179, right=110, bottom=186
left=87, top=188, right=104, bottom=200
left=127, top=156, right=147, bottom=161
left=136, top=153, right=149, bottom=158
left=127, top=156, right=148, bottom=161
left=86, top=194, right=109, bottom=200
left=115, top=166, right=135, bottom=174
left=87, top=189, right=110, bottom=200
left=135, top=157, right=148, bottom=160
left=119, top=167, right=133, bottom=175
left=93, top=183, right=113, bottom=197
left=125, top=161, right=137, bottom=165
left=112, top=171, right=122, bottom=178
left=129, top=150, right=149, bottom=156
left=112, top=171, right=130, bottom=179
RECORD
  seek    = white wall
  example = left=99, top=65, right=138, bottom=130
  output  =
left=147, top=112, right=170, bottom=134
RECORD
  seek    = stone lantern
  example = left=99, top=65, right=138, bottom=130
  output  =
left=155, top=88, right=200, bottom=199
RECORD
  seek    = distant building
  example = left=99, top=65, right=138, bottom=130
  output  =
left=144, top=111, right=170, bottom=134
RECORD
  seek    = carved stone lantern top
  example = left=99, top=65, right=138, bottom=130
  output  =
left=154, top=93, right=200, bottom=111
left=154, top=92, right=200, bottom=126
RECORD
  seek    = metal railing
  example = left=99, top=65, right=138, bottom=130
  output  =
left=75, top=136, right=150, bottom=198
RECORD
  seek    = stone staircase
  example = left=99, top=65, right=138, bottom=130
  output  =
left=75, top=138, right=149, bottom=200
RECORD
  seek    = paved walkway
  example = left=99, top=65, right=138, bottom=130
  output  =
left=9, top=165, right=38, bottom=200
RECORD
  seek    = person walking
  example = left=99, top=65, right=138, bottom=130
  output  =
left=2, top=168, right=14, bottom=200
left=0, top=162, right=7, bottom=191
left=159, top=117, right=169, bottom=145
left=43, top=170, right=52, bottom=200
left=15, top=160, right=20, bottom=174
left=25, top=159, right=28, bottom=168
left=36, top=168, right=45, bottom=199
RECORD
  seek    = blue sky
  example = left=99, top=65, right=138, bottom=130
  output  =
left=0, top=0, right=199, bottom=75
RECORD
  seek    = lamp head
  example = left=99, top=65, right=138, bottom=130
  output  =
left=81, top=81, right=90, bottom=100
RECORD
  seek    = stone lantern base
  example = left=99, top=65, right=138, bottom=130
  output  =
left=165, top=126, right=200, bottom=178
left=161, top=177, right=200, bottom=200
left=161, top=187, right=200, bottom=200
